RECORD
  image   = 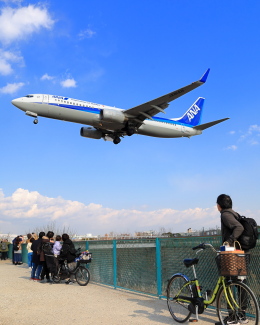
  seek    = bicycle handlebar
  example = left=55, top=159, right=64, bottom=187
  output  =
left=192, top=243, right=217, bottom=253
left=192, top=243, right=206, bottom=250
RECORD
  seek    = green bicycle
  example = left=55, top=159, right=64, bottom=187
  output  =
left=166, top=243, right=259, bottom=324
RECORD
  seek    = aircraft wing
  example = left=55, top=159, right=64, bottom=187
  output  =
left=124, top=69, right=210, bottom=125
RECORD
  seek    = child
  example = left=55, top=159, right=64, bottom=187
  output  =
left=53, top=235, right=62, bottom=278
left=53, top=235, right=62, bottom=257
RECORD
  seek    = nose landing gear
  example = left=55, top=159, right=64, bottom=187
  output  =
left=33, top=119, right=38, bottom=124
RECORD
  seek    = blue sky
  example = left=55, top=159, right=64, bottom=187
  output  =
left=0, top=0, right=259, bottom=236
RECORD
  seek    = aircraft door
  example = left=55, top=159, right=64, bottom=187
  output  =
left=42, top=95, right=49, bottom=104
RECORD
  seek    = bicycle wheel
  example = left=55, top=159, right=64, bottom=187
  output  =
left=216, top=280, right=259, bottom=325
left=75, top=266, right=90, bottom=286
left=167, top=274, right=192, bottom=323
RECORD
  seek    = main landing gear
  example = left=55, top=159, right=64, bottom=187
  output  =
left=33, top=119, right=38, bottom=124
left=126, top=127, right=135, bottom=136
left=113, top=136, right=121, bottom=145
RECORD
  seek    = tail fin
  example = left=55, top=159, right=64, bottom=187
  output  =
left=172, top=97, right=204, bottom=126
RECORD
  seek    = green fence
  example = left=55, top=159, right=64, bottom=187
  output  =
left=12, top=236, right=260, bottom=303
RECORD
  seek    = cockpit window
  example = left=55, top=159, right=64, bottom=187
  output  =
left=25, top=95, right=34, bottom=98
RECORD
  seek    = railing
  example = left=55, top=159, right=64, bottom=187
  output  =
left=10, top=235, right=260, bottom=303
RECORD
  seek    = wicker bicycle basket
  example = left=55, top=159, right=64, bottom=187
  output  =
left=215, top=252, right=250, bottom=277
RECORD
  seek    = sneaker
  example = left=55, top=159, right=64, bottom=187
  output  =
left=227, top=320, right=240, bottom=325
left=33, top=278, right=40, bottom=281
left=239, top=317, right=248, bottom=324
left=215, top=316, right=240, bottom=325
left=65, top=279, right=73, bottom=285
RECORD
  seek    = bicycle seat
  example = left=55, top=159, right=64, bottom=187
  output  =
left=183, top=258, right=199, bottom=268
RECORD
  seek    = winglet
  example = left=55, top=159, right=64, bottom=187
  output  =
left=199, top=68, right=210, bottom=83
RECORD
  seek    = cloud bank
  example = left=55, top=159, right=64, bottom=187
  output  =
left=0, top=188, right=221, bottom=235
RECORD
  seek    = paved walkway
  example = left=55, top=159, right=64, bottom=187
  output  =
left=0, top=260, right=219, bottom=324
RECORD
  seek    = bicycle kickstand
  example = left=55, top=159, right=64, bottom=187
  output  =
left=189, top=305, right=199, bottom=322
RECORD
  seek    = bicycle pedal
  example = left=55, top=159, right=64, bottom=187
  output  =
left=189, top=319, right=198, bottom=322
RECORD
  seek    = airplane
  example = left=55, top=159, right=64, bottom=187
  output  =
left=11, top=69, right=229, bottom=144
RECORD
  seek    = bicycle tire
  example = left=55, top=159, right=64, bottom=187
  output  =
left=167, top=274, right=192, bottom=323
left=216, top=280, right=259, bottom=325
left=75, top=266, right=90, bottom=286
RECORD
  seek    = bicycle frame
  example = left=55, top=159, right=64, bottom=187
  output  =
left=175, top=264, right=239, bottom=311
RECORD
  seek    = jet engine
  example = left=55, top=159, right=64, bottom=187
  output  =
left=100, top=109, right=126, bottom=123
left=80, top=127, right=102, bottom=139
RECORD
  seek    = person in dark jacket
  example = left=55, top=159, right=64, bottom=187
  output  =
left=60, top=233, right=76, bottom=284
left=60, top=233, right=76, bottom=263
left=215, top=194, right=248, bottom=325
left=217, top=194, right=244, bottom=247
left=31, top=231, right=45, bottom=280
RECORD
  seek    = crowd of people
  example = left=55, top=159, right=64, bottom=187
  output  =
left=1, top=231, right=77, bottom=284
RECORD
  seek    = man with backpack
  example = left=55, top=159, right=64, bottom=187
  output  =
left=217, top=194, right=258, bottom=252
left=217, top=194, right=244, bottom=249
left=215, top=194, right=258, bottom=325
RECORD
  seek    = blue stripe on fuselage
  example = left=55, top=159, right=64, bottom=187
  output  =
left=41, top=102, right=194, bottom=128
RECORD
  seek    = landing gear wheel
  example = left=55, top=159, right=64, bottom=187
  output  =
left=113, top=136, right=121, bottom=144
left=33, top=119, right=38, bottom=124
left=126, top=128, right=135, bottom=136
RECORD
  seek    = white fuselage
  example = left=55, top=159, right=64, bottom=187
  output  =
left=12, top=94, right=202, bottom=138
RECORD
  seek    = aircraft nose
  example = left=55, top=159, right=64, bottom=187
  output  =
left=11, top=98, right=20, bottom=107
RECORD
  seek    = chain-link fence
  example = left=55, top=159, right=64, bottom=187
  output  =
left=16, top=236, right=260, bottom=304
left=87, top=236, right=260, bottom=305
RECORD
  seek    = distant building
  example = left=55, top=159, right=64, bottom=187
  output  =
left=0, top=234, right=17, bottom=241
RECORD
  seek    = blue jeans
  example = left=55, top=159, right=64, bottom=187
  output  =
left=31, top=263, right=43, bottom=279
left=28, top=252, right=33, bottom=267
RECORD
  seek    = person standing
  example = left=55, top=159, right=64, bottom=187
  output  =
left=31, top=232, right=45, bottom=281
left=27, top=237, right=34, bottom=268
left=60, top=233, right=77, bottom=284
left=215, top=194, right=248, bottom=325
left=216, top=194, right=244, bottom=247
left=0, top=239, right=10, bottom=260
left=39, top=235, right=53, bottom=283
left=13, top=237, right=23, bottom=265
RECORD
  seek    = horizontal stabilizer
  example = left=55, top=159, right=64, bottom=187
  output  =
left=193, top=118, right=229, bottom=131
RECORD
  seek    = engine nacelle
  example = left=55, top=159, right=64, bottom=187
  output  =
left=80, top=127, right=102, bottom=139
left=100, top=109, right=126, bottom=124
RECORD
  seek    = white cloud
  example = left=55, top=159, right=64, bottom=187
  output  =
left=225, top=145, right=238, bottom=151
left=239, top=124, right=260, bottom=146
left=0, top=188, right=221, bottom=235
left=78, top=28, right=96, bottom=40
left=229, top=131, right=235, bottom=135
left=41, top=73, right=55, bottom=81
left=0, top=49, right=24, bottom=75
left=0, top=82, right=24, bottom=94
left=60, top=78, right=77, bottom=88
left=0, top=5, right=54, bottom=44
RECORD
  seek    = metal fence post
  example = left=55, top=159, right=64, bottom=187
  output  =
left=113, top=240, right=117, bottom=289
left=156, top=237, right=162, bottom=297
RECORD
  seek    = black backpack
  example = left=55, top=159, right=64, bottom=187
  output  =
left=233, top=213, right=259, bottom=250
left=42, top=242, right=53, bottom=255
